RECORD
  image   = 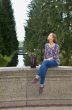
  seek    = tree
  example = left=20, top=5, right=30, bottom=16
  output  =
left=24, top=0, right=72, bottom=65
left=0, top=0, right=18, bottom=56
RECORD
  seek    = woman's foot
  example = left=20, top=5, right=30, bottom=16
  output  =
left=32, top=75, right=39, bottom=84
left=39, top=86, right=44, bottom=94
left=32, top=77, right=39, bottom=84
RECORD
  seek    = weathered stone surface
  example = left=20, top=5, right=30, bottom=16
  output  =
left=0, top=68, right=27, bottom=108
left=26, top=77, right=72, bottom=106
left=0, top=66, right=72, bottom=107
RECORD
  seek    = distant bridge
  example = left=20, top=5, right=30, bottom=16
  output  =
left=17, top=48, right=24, bottom=55
left=17, top=47, right=28, bottom=55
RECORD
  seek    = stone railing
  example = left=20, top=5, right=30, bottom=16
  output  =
left=0, top=66, right=72, bottom=108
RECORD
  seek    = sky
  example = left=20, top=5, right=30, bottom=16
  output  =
left=11, top=0, right=31, bottom=41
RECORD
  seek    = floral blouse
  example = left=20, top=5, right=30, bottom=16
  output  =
left=44, top=43, right=60, bottom=65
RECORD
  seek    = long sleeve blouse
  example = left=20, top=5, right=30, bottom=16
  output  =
left=44, top=43, right=60, bottom=65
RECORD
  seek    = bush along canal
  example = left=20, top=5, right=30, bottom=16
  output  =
left=0, top=52, right=17, bottom=67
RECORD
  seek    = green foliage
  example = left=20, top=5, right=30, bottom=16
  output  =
left=0, top=0, right=18, bottom=56
left=24, top=54, right=31, bottom=66
left=0, top=0, right=19, bottom=66
left=0, top=51, right=17, bottom=67
left=24, top=0, right=72, bottom=65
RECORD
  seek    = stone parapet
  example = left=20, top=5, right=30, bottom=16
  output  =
left=0, top=66, right=72, bottom=108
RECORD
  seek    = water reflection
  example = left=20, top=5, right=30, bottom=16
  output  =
left=17, top=55, right=25, bottom=67
left=7, top=53, right=31, bottom=67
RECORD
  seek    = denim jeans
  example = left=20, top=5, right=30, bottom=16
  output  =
left=38, top=59, right=58, bottom=85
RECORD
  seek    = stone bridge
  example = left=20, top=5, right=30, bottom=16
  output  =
left=0, top=66, right=72, bottom=108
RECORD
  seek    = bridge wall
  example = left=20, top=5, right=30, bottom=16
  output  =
left=0, top=66, right=72, bottom=108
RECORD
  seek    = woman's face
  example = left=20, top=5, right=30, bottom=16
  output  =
left=47, top=34, right=54, bottom=43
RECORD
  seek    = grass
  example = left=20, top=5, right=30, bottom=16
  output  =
left=0, top=51, right=17, bottom=67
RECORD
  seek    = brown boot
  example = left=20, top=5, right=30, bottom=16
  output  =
left=39, top=86, right=44, bottom=94
left=32, top=77, right=39, bottom=84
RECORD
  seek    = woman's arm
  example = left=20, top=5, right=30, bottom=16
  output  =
left=44, top=43, right=53, bottom=59
left=44, top=44, right=47, bottom=59
left=53, top=44, right=60, bottom=59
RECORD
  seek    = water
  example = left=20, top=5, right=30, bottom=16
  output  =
left=7, top=54, right=25, bottom=67
left=7, top=53, right=31, bottom=67
left=16, top=55, right=25, bottom=67
left=7, top=53, right=37, bottom=67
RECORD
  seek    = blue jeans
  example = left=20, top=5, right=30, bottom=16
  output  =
left=38, top=60, right=58, bottom=85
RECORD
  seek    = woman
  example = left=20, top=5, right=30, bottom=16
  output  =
left=32, top=33, right=60, bottom=94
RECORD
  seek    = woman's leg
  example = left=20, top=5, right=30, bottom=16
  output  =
left=38, top=60, right=49, bottom=86
left=32, top=60, right=58, bottom=94
left=38, top=60, right=58, bottom=86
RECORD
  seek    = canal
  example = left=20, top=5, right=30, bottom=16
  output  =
left=7, top=53, right=31, bottom=67
left=7, top=54, right=25, bottom=67
left=17, top=55, right=25, bottom=67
